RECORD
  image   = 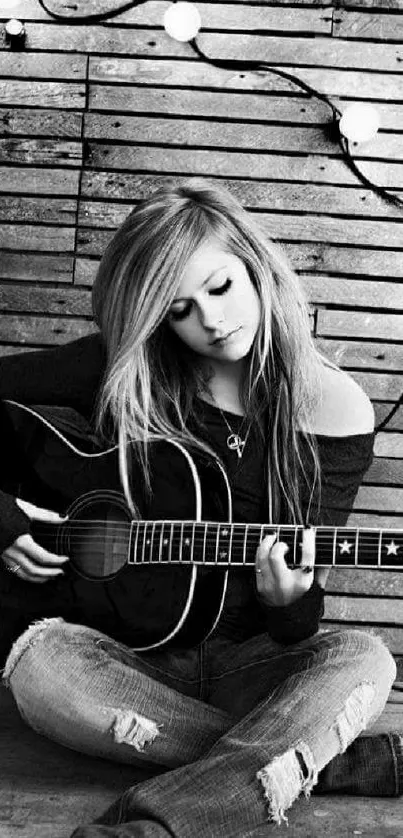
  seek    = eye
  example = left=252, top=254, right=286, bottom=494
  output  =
left=210, top=278, right=231, bottom=296
left=169, top=278, right=232, bottom=322
left=169, top=303, right=192, bottom=322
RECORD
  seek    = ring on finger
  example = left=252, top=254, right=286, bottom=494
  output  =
left=256, top=568, right=262, bottom=574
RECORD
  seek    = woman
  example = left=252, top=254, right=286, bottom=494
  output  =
left=0, top=179, right=399, bottom=837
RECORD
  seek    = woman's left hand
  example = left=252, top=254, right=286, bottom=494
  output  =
left=255, top=528, right=323, bottom=607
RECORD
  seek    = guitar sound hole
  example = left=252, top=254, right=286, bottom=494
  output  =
left=66, top=498, right=131, bottom=581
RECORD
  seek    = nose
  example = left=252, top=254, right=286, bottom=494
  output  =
left=198, top=299, right=225, bottom=332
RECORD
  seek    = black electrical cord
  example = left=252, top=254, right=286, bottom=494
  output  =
left=190, top=38, right=403, bottom=211
left=36, top=0, right=144, bottom=24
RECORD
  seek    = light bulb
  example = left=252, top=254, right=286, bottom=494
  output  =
left=339, top=103, right=380, bottom=144
left=164, top=2, right=201, bottom=42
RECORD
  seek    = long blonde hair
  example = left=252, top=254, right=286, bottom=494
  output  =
left=92, top=178, right=325, bottom=524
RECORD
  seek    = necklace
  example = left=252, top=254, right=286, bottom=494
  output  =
left=216, top=406, right=251, bottom=460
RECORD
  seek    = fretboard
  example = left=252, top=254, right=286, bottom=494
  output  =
left=129, top=522, right=403, bottom=570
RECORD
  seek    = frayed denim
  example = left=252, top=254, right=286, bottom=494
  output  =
left=2, top=617, right=398, bottom=837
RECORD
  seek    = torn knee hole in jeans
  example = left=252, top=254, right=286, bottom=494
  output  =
left=109, top=708, right=162, bottom=752
left=257, top=682, right=376, bottom=826
left=332, top=681, right=376, bottom=752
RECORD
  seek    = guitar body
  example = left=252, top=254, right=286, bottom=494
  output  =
left=1, top=401, right=232, bottom=650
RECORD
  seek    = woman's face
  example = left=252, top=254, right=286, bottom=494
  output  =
left=166, top=238, right=261, bottom=369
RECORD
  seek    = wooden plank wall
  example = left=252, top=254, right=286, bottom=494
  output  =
left=0, top=0, right=402, bottom=656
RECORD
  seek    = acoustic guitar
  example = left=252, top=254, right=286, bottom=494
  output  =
left=1, top=400, right=402, bottom=651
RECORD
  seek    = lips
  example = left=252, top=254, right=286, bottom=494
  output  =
left=211, top=327, right=241, bottom=345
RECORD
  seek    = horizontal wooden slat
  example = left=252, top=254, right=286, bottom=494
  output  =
left=354, top=485, right=403, bottom=513
left=0, top=167, right=79, bottom=196
left=0, top=109, right=83, bottom=139
left=0, top=52, right=86, bottom=80
left=317, top=311, right=403, bottom=342
left=0, top=139, right=82, bottom=167
left=0, top=197, right=77, bottom=225
left=0, top=81, right=86, bottom=110
left=290, top=243, right=403, bottom=278
left=304, top=279, right=403, bottom=312
left=0, top=316, right=95, bottom=345
left=348, top=514, right=403, bottom=530
left=334, top=10, right=403, bottom=42
left=365, top=455, right=403, bottom=483
left=327, top=568, right=403, bottom=597
left=316, top=337, right=403, bottom=370
left=85, top=113, right=345, bottom=155
left=203, top=31, right=403, bottom=72
left=88, top=87, right=329, bottom=124
left=0, top=225, right=75, bottom=253
left=326, top=596, right=403, bottom=625
left=0, top=253, right=74, bottom=282
left=0, top=285, right=92, bottom=316
left=263, top=214, right=403, bottom=248
left=84, top=143, right=403, bottom=189
left=374, top=434, right=403, bottom=459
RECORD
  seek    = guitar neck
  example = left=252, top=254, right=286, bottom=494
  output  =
left=130, top=522, right=403, bottom=570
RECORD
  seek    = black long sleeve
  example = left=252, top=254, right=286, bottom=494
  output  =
left=0, top=333, right=105, bottom=551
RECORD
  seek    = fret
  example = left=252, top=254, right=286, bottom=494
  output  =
left=201, top=522, right=208, bottom=565
left=216, top=524, right=231, bottom=566
left=378, top=529, right=382, bottom=568
left=158, top=522, right=170, bottom=563
left=293, top=527, right=298, bottom=567
left=149, top=521, right=157, bottom=563
left=228, top=524, right=234, bottom=567
left=127, top=520, right=135, bottom=566
left=179, top=521, right=184, bottom=563
left=354, top=529, right=359, bottom=567
left=242, top=524, right=249, bottom=565
left=332, top=527, right=337, bottom=566
left=155, top=522, right=162, bottom=563
left=181, top=522, right=194, bottom=563
left=214, top=522, right=220, bottom=564
left=191, top=522, right=196, bottom=565
left=140, top=521, right=149, bottom=564
left=169, top=522, right=174, bottom=565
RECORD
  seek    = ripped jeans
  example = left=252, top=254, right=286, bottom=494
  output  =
left=2, top=617, right=398, bottom=838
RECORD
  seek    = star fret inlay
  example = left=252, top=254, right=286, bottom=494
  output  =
left=386, top=541, right=399, bottom=556
left=339, top=540, right=352, bottom=554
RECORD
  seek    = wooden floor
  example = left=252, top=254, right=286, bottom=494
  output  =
left=1, top=683, right=403, bottom=837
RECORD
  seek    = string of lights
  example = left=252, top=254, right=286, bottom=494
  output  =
left=3, top=0, right=402, bottom=431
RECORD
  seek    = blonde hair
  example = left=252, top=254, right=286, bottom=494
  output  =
left=92, top=178, right=326, bottom=524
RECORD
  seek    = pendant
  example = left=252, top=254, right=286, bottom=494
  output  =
left=227, top=433, right=246, bottom=459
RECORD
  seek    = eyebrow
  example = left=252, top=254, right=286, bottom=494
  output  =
left=171, top=265, right=227, bottom=305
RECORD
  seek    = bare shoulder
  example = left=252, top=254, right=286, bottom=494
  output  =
left=310, top=363, right=375, bottom=437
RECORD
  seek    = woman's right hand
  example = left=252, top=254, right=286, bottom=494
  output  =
left=1, top=499, right=69, bottom=584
